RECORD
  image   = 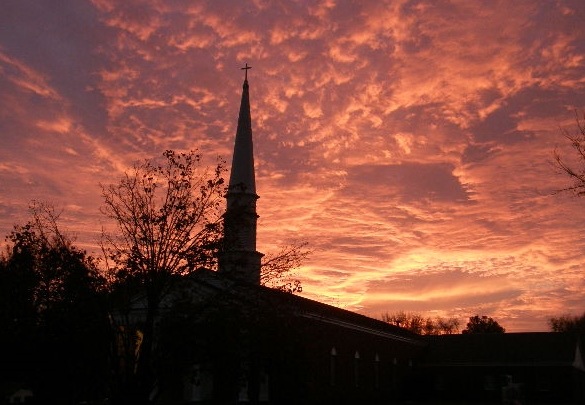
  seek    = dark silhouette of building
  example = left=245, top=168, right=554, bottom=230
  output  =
left=420, top=332, right=585, bottom=404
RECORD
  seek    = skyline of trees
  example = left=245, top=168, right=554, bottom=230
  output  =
left=381, top=311, right=461, bottom=335
left=1, top=199, right=581, bottom=402
left=549, top=312, right=585, bottom=333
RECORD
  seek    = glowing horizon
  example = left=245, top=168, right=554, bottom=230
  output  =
left=2, top=0, right=585, bottom=332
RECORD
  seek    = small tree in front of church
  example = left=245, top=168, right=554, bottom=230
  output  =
left=101, top=149, right=310, bottom=401
left=101, top=150, right=226, bottom=401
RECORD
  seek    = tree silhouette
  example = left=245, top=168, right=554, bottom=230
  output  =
left=381, top=311, right=460, bottom=335
left=0, top=202, right=109, bottom=403
left=462, top=315, right=505, bottom=334
left=101, top=150, right=309, bottom=401
left=260, top=241, right=310, bottom=293
left=549, top=312, right=585, bottom=333
left=554, top=111, right=585, bottom=195
left=101, top=150, right=226, bottom=401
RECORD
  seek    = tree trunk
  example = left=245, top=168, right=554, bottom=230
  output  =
left=133, top=292, right=159, bottom=403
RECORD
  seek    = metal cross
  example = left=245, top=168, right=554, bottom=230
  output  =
left=241, top=63, right=252, bottom=80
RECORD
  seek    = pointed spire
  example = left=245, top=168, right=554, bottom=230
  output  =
left=228, top=63, right=256, bottom=195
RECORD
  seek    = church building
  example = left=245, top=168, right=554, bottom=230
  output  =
left=148, top=66, right=427, bottom=404
left=130, top=66, right=584, bottom=405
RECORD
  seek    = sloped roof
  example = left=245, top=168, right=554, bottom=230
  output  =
left=183, top=268, right=424, bottom=346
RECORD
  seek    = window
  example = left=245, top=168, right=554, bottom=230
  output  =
left=374, top=353, right=380, bottom=389
left=354, top=351, right=360, bottom=387
left=391, top=357, right=398, bottom=390
left=330, top=347, right=337, bottom=386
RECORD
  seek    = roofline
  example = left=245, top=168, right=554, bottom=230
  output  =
left=422, top=361, right=578, bottom=368
left=302, top=311, right=426, bottom=346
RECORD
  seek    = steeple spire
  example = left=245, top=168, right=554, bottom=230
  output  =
left=218, top=64, right=263, bottom=284
left=228, top=63, right=256, bottom=196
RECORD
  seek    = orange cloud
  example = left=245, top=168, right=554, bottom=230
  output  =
left=2, top=0, right=585, bottom=332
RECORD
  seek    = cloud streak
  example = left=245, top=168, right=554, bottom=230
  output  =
left=2, top=0, right=585, bottom=331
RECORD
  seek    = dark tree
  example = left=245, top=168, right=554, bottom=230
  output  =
left=382, top=311, right=425, bottom=333
left=435, top=316, right=461, bottom=335
left=101, top=150, right=226, bottom=401
left=549, top=312, right=585, bottom=333
left=101, top=150, right=309, bottom=401
left=462, top=315, right=505, bottom=334
left=0, top=202, right=109, bottom=403
left=551, top=115, right=585, bottom=334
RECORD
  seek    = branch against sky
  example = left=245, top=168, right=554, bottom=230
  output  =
left=554, top=112, right=585, bottom=196
left=100, top=150, right=226, bottom=283
left=261, top=240, right=311, bottom=293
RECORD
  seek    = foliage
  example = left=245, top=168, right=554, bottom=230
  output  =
left=381, top=311, right=460, bottom=335
left=549, top=312, right=585, bottom=333
left=101, top=150, right=226, bottom=283
left=462, top=315, right=505, bottom=334
left=101, top=150, right=309, bottom=401
left=0, top=202, right=109, bottom=403
left=101, top=150, right=226, bottom=400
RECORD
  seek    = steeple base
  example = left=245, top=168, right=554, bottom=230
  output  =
left=218, top=250, right=264, bottom=285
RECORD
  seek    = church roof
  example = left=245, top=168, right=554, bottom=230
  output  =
left=184, top=268, right=424, bottom=346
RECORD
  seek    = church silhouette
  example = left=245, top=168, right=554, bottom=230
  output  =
left=125, top=66, right=585, bottom=404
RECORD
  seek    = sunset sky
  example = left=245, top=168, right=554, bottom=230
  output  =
left=2, top=0, right=585, bottom=331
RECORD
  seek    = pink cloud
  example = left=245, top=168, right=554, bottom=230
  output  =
left=2, top=0, right=585, bottom=332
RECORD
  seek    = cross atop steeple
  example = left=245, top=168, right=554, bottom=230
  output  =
left=241, top=62, right=252, bottom=81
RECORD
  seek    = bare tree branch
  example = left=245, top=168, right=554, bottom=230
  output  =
left=553, top=111, right=585, bottom=196
left=260, top=240, right=311, bottom=293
